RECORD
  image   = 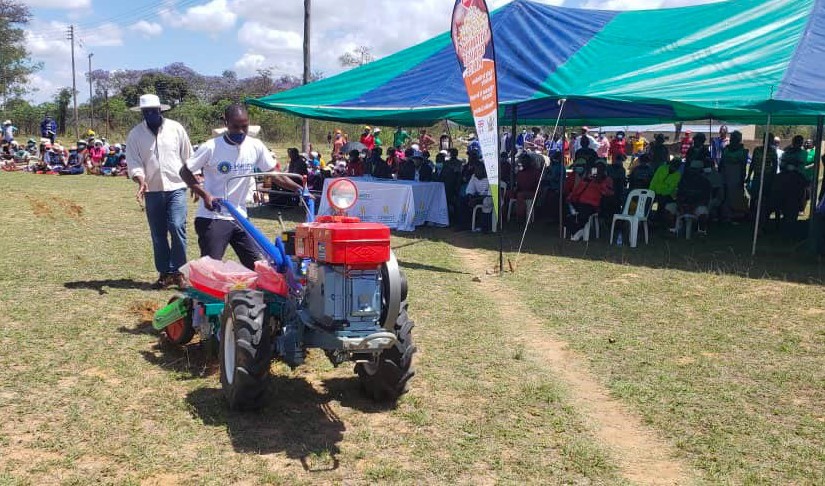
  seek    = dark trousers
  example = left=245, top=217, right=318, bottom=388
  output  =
left=564, top=203, right=598, bottom=235
left=195, top=217, right=261, bottom=270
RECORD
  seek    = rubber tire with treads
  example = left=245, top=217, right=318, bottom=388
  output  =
left=355, top=302, right=416, bottom=403
left=219, top=290, right=272, bottom=410
left=164, top=296, right=194, bottom=346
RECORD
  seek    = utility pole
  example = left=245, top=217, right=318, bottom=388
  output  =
left=104, top=88, right=110, bottom=139
left=88, top=53, right=94, bottom=130
left=302, top=0, right=311, bottom=152
left=67, top=25, right=79, bottom=141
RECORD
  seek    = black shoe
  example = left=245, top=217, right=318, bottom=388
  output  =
left=150, top=274, right=170, bottom=290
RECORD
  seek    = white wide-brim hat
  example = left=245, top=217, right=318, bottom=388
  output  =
left=130, top=94, right=171, bottom=112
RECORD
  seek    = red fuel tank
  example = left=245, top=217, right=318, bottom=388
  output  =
left=296, top=216, right=391, bottom=267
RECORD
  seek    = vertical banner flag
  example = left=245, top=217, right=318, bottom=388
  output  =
left=451, top=0, right=500, bottom=217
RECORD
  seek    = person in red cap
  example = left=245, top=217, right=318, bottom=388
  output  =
left=680, top=130, right=693, bottom=159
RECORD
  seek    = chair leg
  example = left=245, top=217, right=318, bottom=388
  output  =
left=686, top=218, right=692, bottom=240
left=629, top=220, right=638, bottom=248
left=643, top=221, right=649, bottom=244
left=492, top=211, right=497, bottom=233
left=609, top=219, right=616, bottom=245
left=595, top=216, right=600, bottom=239
left=471, top=208, right=478, bottom=231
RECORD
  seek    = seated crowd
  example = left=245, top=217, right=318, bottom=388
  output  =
left=1, top=121, right=128, bottom=177
left=499, top=125, right=822, bottom=241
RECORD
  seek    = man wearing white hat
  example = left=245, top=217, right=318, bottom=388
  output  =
left=126, top=94, right=193, bottom=289
left=2, top=120, right=17, bottom=144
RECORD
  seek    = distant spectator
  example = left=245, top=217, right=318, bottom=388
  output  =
left=719, top=130, right=748, bottom=221
left=2, top=120, right=16, bottom=144
left=565, top=161, right=613, bottom=241
left=679, top=130, right=693, bottom=159
left=359, top=126, right=375, bottom=151
left=609, top=131, right=627, bottom=164
left=770, top=163, right=808, bottom=236
left=650, top=158, right=683, bottom=226
left=574, top=136, right=598, bottom=168
left=463, top=162, right=492, bottom=232
left=710, top=125, right=729, bottom=167
left=40, top=115, right=58, bottom=144
left=596, top=131, right=610, bottom=159
left=419, top=129, right=435, bottom=152
left=287, top=147, right=308, bottom=175
left=675, top=160, right=713, bottom=235
left=748, top=133, right=779, bottom=223
left=629, top=153, right=654, bottom=190
left=346, top=150, right=365, bottom=177
left=649, top=134, right=670, bottom=173
left=514, top=153, right=541, bottom=221
left=393, top=127, right=411, bottom=148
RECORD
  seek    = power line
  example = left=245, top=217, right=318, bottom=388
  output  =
left=25, top=0, right=205, bottom=38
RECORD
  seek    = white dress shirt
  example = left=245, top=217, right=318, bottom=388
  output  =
left=126, top=118, right=192, bottom=192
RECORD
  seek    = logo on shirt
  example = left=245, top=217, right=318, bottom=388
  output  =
left=217, top=161, right=232, bottom=174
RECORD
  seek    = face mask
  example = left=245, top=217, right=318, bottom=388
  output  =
left=435, top=163, right=443, bottom=170
left=227, top=132, right=246, bottom=145
left=574, top=167, right=584, bottom=175
left=143, top=110, right=163, bottom=130
left=703, top=168, right=712, bottom=173
left=617, top=135, right=624, bottom=140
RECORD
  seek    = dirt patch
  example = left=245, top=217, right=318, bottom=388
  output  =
left=457, top=245, right=695, bottom=486
left=58, top=198, right=85, bottom=219
left=26, top=196, right=54, bottom=219
left=128, top=300, right=160, bottom=324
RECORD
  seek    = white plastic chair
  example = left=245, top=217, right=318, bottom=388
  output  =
left=675, top=214, right=698, bottom=239
left=564, top=212, right=600, bottom=240
left=610, top=189, right=656, bottom=248
left=507, top=198, right=535, bottom=222
left=471, top=182, right=506, bottom=233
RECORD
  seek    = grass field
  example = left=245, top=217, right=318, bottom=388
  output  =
left=0, top=172, right=822, bottom=485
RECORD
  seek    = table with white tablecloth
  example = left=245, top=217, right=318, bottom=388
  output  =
left=318, top=177, right=449, bottom=231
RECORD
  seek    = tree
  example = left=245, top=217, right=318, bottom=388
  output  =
left=338, top=46, right=374, bottom=68
left=0, top=0, right=40, bottom=109
left=55, top=88, right=72, bottom=136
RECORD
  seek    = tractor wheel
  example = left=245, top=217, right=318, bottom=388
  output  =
left=164, top=296, right=194, bottom=346
left=355, top=302, right=416, bottom=403
left=219, top=290, right=272, bottom=410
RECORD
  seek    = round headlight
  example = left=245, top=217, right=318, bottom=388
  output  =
left=327, top=178, right=358, bottom=212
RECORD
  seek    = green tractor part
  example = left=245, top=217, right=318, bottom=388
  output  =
left=153, top=297, right=189, bottom=331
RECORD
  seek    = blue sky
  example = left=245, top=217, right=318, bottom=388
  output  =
left=22, top=0, right=722, bottom=103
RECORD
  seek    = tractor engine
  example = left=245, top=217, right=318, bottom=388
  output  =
left=295, top=215, right=392, bottom=329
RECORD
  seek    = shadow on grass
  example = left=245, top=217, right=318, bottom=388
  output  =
left=186, top=379, right=345, bottom=471
left=397, top=259, right=469, bottom=275
left=409, top=220, right=825, bottom=286
left=64, top=278, right=155, bottom=295
left=322, top=377, right=397, bottom=413
left=138, top=338, right=219, bottom=379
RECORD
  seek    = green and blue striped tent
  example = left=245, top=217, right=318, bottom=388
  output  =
left=249, top=0, right=825, bottom=126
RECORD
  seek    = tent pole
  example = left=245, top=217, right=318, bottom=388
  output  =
left=502, top=105, right=517, bottom=273
left=751, top=113, right=772, bottom=256
left=807, top=115, right=824, bottom=252
left=559, top=120, right=566, bottom=240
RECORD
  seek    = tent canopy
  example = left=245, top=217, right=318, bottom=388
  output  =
left=249, top=0, right=825, bottom=126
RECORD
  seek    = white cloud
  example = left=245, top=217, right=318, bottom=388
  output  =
left=129, top=20, right=163, bottom=38
left=23, top=19, right=122, bottom=103
left=233, top=53, right=266, bottom=76
left=78, top=22, right=123, bottom=47
left=161, top=0, right=237, bottom=33
left=21, top=0, right=90, bottom=9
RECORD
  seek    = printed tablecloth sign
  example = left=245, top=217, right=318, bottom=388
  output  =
left=318, top=177, right=449, bottom=232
